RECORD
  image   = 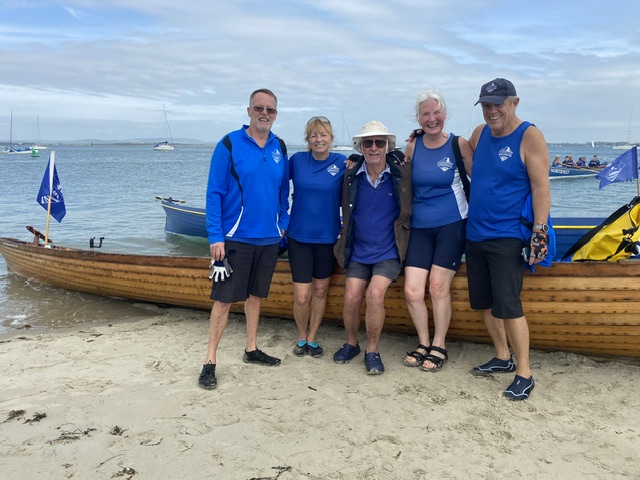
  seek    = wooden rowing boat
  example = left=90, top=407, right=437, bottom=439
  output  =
left=2, top=236, right=640, bottom=359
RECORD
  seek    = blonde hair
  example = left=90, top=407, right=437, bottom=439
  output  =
left=304, top=116, right=334, bottom=149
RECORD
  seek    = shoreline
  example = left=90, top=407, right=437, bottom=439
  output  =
left=1, top=308, right=639, bottom=478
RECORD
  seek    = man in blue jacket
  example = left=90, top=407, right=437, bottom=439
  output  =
left=199, top=88, right=290, bottom=390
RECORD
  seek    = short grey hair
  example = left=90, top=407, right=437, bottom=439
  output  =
left=414, top=89, right=447, bottom=121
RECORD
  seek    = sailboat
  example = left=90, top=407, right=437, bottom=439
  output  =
left=2, top=111, right=33, bottom=154
left=613, top=107, right=637, bottom=150
left=153, top=104, right=175, bottom=151
left=31, top=116, right=48, bottom=151
left=332, top=113, right=353, bottom=151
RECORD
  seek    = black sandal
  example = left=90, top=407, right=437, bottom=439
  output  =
left=403, top=344, right=430, bottom=367
left=420, top=346, right=448, bottom=372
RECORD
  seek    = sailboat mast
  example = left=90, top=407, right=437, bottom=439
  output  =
left=163, top=104, right=174, bottom=143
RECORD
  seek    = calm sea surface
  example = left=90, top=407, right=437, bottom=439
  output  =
left=0, top=144, right=638, bottom=334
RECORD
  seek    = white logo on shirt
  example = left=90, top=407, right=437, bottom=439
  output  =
left=327, top=164, right=340, bottom=176
left=437, top=157, right=455, bottom=172
left=272, top=148, right=282, bottom=164
left=498, top=146, right=513, bottom=162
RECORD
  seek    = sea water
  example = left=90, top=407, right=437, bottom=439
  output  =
left=0, top=143, right=637, bottom=333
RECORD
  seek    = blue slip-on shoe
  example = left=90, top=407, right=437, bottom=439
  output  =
left=504, top=375, right=535, bottom=400
left=470, top=355, right=516, bottom=375
left=364, top=351, right=385, bottom=375
left=333, top=343, right=361, bottom=364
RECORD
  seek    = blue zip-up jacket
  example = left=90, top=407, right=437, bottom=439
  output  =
left=206, top=125, right=290, bottom=245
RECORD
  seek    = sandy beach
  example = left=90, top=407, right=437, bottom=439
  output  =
left=1, top=306, right=639, bottom=479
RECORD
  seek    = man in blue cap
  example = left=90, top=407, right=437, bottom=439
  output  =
left=466, top=78, right=551, bottom=400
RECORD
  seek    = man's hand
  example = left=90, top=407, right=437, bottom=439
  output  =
left=209, top=258, right=233, bottom=281
left=529, top=231, right=549, bottom=264
left=387, top=149, right=406, bottom=165
left=405, top=128, right=423, bottom=142
left=346, top=153, right=362, bottom=169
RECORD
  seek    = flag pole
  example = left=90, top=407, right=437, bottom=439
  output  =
left=43, top=151, right=55, bottom=247
left=635, top=147, right=639, bottom=197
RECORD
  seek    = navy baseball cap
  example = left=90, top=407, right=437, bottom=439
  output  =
left=474, top=78, right=517, bottom=105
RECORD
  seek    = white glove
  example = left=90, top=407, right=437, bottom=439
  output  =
left=209, top=258, right=233, bottom=281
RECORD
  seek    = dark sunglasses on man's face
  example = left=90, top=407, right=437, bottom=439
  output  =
left=362, top=139, right=387, bottom=149
left=252, top=105, right=277, bottom=115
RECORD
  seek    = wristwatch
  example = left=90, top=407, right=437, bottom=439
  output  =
left=532, top=223, right=549, bottom=233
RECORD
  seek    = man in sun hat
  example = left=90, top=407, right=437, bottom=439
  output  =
left=466, top=78, right=551, bottom=400
left=333, top=121, right=412, bottom=375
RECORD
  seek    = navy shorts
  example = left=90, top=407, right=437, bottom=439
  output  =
left=346, top=258, right=402, bottom=282
left=405, top=219, right=466, bottom=271
left=210, top=240, right=280, bottom=303
left=287, top=237, right=336, bottom=283
left=465, top=238, right=526, bottom=319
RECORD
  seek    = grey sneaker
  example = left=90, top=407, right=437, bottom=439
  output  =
left=293, top=342, right=308, bottom=356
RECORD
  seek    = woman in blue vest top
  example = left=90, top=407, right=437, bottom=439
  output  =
left=402, top=90, right=474, bottom=372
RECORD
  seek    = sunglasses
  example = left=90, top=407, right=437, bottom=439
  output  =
left=307, top=116, right=331, bottom=125
left=252, top=105, right=277, bottom=115
left=361, top=139, right=387, bottom=149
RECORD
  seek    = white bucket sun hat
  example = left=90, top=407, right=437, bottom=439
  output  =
left=352, top=120, right=396, bottom=153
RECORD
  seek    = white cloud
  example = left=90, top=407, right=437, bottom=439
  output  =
left=0, top=0, right=639, bottom=144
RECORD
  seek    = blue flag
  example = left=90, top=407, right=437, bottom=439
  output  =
left=37, top=151, right=66, bottom=222
left=596, top=146, right=638, bottom=189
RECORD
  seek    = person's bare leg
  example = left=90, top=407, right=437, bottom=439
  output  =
left=244, top=294, right=262, bottom=352
left=307, top=277, right=331, bottom=343
left=204, top=301, right=232, bottom=364
left=342, top=277, right=367, bottom=346
left=363, top=275, right=393, bottom=353
left=421, top=266, right=456, bottom=369
left=481, top=308, right=511, bottom=360
left=504, top=316, right=532, bottom=378
left=293, top=282, right=312, bottom=341
left=403, top=266, right=431, bottom=365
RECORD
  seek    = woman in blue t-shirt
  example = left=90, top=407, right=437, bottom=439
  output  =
left=288, top=116, right=347, bottom=358
left=402, top=90, right=474, bottom=372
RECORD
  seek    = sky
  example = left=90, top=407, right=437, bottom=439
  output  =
left=1, top=0, right=639, bottom=146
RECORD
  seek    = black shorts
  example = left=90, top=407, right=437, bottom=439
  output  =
left=210, top=240, right=280, bottom=303
left=287, top=237, right=336, bottom=283
left=465, top=238, right=525, bottom=319
left=404, top=220, right=466, bottom=271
